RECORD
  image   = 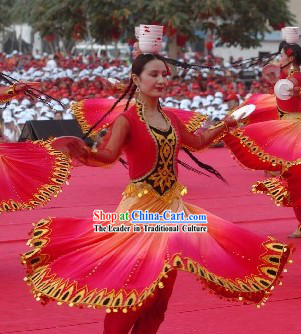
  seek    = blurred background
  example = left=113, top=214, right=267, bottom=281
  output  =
left=0, top=0, right=299, bottom=142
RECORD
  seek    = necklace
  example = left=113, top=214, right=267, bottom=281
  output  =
left=141, top=101, right=170, bottom=132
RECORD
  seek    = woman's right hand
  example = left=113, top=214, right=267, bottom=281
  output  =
left=14, top=81, right=40, bottom=94
left=51, top=136, right=87, bottom=159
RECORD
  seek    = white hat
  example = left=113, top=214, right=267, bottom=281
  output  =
left=192, top=96, right=202, bottom=103
left=3, top=116, right=13, bottom=123
left=14, top=111, right=26, bottom=118
left=63, top=113, right=73, bottom=120
left=212, top=98, right=223, bottom=106
left=202, top=100, right=210, bottom=107
left=180, top=99, right=191, bottom=110
left=138, top=24, right=163, bottom=53
left=53, top=105, right=64, bottom=112
left=17, top=118, right=27, bottom=125
left=40, top=105, right=49, bottom=111
left=11, top=99, right=19, bottom=105
left=21, top=99, right=31, bottom=106
left=214, top=92, right=223, bottom=98
left=45, top=111, right=54, bottom=118
left=61, top=98, right=70, bottom=105
left=164, top=102, right=174, bottom=108
left=191, top=101, right=200, bottom=109
left=2, top=110, right=12, bottom=119
left=284, top=27, right=300, bottom=44
left=35, top=102, right=43, bottom=108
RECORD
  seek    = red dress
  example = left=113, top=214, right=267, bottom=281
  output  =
left=21, top=100, right=292, bottom=316
left=224, top=71, right=301, bottom=207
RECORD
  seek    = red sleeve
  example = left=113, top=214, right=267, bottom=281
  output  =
left=175, top=115, right=229, bottom=152
left=292, top=72, right=301, bottom=86
left=0, top=85, right=16, bottom=103
left=80, top=115, right=130, bottom=167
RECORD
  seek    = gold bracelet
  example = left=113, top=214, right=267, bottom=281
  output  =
left=209, top=120, right=229, bottom=133
left=223, top=121, right=230, bottom=133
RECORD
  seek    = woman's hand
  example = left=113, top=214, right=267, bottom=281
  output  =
left=14, top=81, right=40, bottom=94
left=288, top=86, right=301, bottom=97
left=51, top=136, right=87, bottom=159
left=222, top=112, right=246, bottom=129
left=222, top=115, right=238, bottom=129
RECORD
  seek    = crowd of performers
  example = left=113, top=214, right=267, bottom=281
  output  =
left=0, top=25, right=300, bottom=333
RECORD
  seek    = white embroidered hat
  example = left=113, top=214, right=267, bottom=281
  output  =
left=284, top=26, right=300, bottom=44
left=138, top=24, right=163, bottom=53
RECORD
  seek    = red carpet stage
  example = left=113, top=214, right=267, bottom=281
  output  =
left=1, top=147, right=300, bottom=334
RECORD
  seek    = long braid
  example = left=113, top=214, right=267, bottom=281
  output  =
left=177, top=159, right=210, bottom=177
left=82, top=81, right=133, bottom=139
left=124, top=81, right=136, bottom=111
left=182, top=147, right=227, bottom=183
left=156, top=54, right=216, bottom=71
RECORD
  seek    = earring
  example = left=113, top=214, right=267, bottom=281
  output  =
left=136, top=87, right=140, bottom=93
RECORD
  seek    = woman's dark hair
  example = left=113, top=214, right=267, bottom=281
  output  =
left=83, top=53, right=226, bottom=182
left=230, top=40, right=301, bottom=69
left=280, top=41, right=301, bottom=66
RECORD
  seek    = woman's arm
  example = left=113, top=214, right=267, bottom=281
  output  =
left=78, top=115, right=130, bottom=166
left=176, top=116, right=236, bottom=152
left=0, top=82, right=40, bottom=102
left=0, top=85, right=15, bottom=103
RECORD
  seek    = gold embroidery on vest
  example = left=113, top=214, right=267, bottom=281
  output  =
left=146, top=126, right=177, bottom=195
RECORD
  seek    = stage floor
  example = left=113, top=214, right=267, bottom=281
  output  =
left=1, top=147, right=300, bottom=334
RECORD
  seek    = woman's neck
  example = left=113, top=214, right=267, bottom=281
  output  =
left=139, top=93, right=159, bottom=113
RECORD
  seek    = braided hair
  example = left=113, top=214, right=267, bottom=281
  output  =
left=84, top=53, right=226, bottom=182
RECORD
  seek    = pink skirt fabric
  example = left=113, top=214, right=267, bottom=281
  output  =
left=0, top=140, right=71, bottom=213
left=242, top=94, right=278, bottom=125
left=22, top=188, right=293, bottom=313
left=224, top=119, right=301, bottom=206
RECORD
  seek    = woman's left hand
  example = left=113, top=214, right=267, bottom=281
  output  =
left=288, top=86, right=301, bottom=97
left=223, top=115, right=239, bottom=129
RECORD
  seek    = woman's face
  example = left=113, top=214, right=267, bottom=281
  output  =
left=280, top=51, right=293, bottom=69
left=133, top=59, right=168, bottom=98
left=132, top=42, right=142, bottom=59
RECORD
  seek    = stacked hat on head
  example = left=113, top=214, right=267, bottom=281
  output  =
left=136, top=24, right=163, bottom=53
left=283, top=26, right=300, bottom=44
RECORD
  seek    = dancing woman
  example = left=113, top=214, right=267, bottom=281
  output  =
left=22, top=54, right=292, bottom=334
left=224, top=27, right=301, bottom=237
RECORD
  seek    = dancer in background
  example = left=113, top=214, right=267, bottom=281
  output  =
left=224, top=27, right=301, bottom=237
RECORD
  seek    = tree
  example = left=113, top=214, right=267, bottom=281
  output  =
left=5, top=0, right=296, bottom=55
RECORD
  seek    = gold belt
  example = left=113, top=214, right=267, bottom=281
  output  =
left=277, top=107, right=301, bottom=120
left=122, top=181, right=187, bottom=203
